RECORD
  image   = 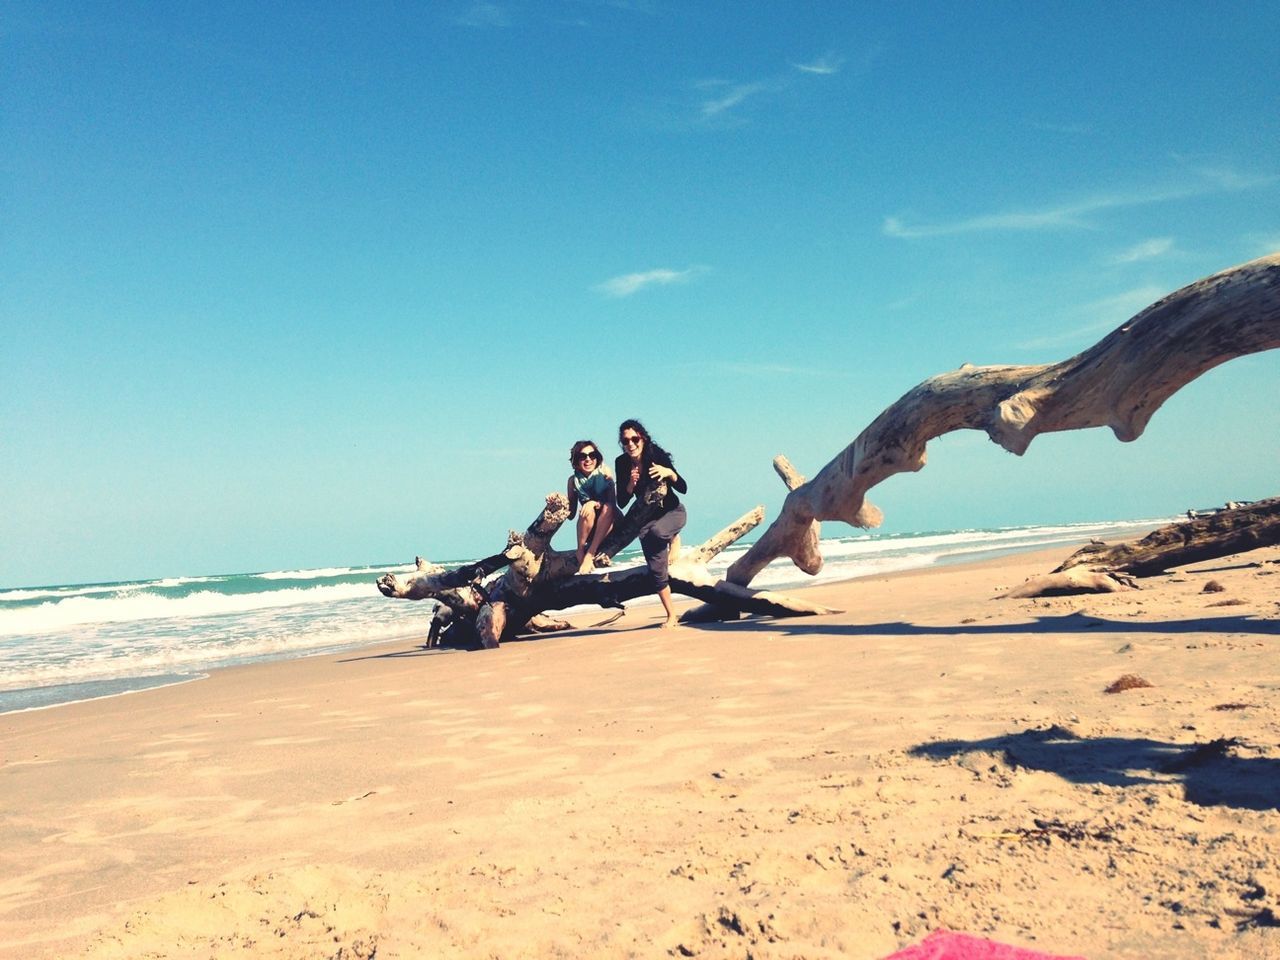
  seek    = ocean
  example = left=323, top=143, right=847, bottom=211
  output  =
left=0, top=517, right=1166, bottom=714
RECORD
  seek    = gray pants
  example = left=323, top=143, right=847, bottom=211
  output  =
left=639, top=504, right=687, bottom=590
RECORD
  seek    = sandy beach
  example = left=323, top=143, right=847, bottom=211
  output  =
left=2, top=541, right=1278, bottom=959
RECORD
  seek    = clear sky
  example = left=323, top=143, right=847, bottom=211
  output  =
left=3, top=1, right=1277, bottom=588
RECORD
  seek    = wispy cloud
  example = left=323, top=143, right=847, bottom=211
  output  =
left=690, top=51, right=841, bottom=124
left=700, top=81, right=770, bottom=119
left=1112, top=237, right=1176, bottom=264
left=455, top=2, right=511, bottom=28
left=884, top=190, right=1186, bottom=239
left=1016, top=285, right=1168, bottom=352
left=1189, top=165, right=1277, bottom=191
left=792, top=54, right=843, bottom=75
left=594, top=266, right=706, bottom=298
left=884, top=167, right=1275, bottom=240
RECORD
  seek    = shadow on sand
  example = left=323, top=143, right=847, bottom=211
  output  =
left=910, top=725, right=1280, bottom=811
left=340, top=610, right=1278, bottom=663
left=700, top=610, right=1280, bottom=639
left=336, top=620, right=663, bottom=663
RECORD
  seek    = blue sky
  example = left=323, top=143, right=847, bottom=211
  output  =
left=3, top=1, right=1277, bottom=588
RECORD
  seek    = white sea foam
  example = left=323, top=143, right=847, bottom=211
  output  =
left=256, top=563, right=416, bottom=580
left=0, top=583, right=131, bottom=603
left=257, top=567, right=362, bottom=580
left=0, top=614, right=423, bottom=693
left=1, top=575, right=223, bottom=603
left=0, top=582, right=382, bottom=636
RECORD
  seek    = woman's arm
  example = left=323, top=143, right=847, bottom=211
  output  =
left=614, top=454, right=635, bottom=508
left=566, top=476, right=578, bottom=519
left=649, top=451, right=687, bottom=494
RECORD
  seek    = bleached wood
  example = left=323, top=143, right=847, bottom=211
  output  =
left=527, top=614, right=571, bottom=632
left=773, top=455, right=805, bottom=491
left=728, top=253, right=1280, bottom=586
left=1054, top=496, right=1280, bottom=577
left=1000, top=567, right=1137, bottom=599
left=680, top=506, right=764, bottom=566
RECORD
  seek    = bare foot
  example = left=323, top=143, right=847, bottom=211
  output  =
left=660, top=616, right=679, bottom=629
left=577, top=555, right=596, bottom=575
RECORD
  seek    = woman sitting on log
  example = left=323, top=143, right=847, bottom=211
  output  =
left=567, top=439, right=616, bottom=575
left=608, top=418, right=688, bottom=628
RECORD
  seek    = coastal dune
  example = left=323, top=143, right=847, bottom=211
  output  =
left=2, top=544, right=1279, bottom=959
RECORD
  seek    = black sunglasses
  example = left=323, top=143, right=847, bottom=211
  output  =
left=622, top=435, right=643, bottom=446
left=578, top=450, right=599, bottom=461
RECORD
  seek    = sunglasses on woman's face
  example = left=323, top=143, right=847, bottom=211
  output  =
left=578, top=451, right=598, bottom=462
left=622, top=435, right=642, bottom=447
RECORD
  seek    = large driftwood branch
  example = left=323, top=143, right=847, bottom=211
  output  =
left=728, top=252, right=1280, bottom=586
left=378, top=503, right=838, bottom=648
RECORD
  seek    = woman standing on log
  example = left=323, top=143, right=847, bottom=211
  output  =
left=613, top=418, right=687, bottom=628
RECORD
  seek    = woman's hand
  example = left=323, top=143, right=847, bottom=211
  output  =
left=648, top=464, right=675, bottom=483
left=628, top=464, right=642, bottom=491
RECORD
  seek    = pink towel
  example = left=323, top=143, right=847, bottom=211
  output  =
left=883, top=930, right=1086, bottom=960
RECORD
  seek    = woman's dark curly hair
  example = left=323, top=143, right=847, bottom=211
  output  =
left=617, top=418, right=672, bottom=467
left=569, top=439, right=603, bottom=469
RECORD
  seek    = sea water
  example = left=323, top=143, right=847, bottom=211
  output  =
left=0, top=518, right=1166, bottom=714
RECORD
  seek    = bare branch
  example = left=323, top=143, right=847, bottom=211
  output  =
left=729, top=253, right=1280, bottom=585
left=680, top=506, right=764, bottom=566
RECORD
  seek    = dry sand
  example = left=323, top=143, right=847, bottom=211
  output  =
left=2, top=543, right=1279, bottom=959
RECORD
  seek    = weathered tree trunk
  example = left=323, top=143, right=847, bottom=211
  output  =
left=377, top=501, right=839, bottom=648
left=727, top=253, right=1280, bottom=586
left=1054, top=496, right=1280, bottom=577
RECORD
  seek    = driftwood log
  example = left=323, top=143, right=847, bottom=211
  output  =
left=376, top=495, right=838, bottom=647
left=1055, top=496, right=1280, bottom=577
left=999, top=498, right=1280, bottom=597
left=1000, top=567, right=1138, bottom=599
left=726, top=252, right=1280, bottom=586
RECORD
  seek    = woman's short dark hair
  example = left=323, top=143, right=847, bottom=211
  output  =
left=570, top=439, right=602, bottom=468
